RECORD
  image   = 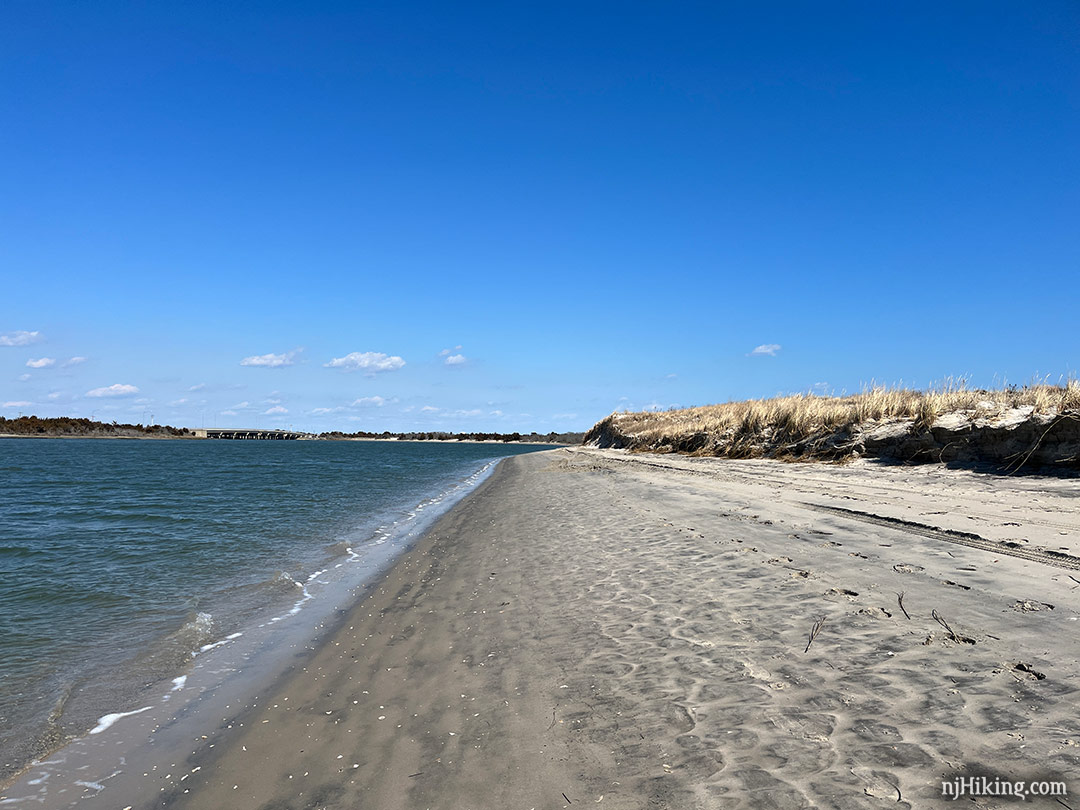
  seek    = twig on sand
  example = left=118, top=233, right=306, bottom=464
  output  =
left=896, top=592, right=910, bottom=620
left=932, top=609, right=974, bottom=644
left=804, top=617, right=826, bottom=653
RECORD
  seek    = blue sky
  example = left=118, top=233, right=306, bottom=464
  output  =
left=2, top=2, right=1078, bottom=432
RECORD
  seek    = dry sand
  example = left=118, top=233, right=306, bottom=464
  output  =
left=21, top=448, right=1080, bottom=808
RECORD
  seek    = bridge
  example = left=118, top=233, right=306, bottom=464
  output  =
left=192, top=428, right=308, bottom=440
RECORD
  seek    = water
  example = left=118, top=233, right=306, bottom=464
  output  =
left=0, top=437, right=552, bottom=782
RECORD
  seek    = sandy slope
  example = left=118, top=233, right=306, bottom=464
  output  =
left=57, top=449, right=1080, bottom=809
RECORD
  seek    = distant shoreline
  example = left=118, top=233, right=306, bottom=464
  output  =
left=0, top=417, right=584, bottom=445
left=0, top=432, right=187, bottom=440
left=0, top=432, right=574, bottom=446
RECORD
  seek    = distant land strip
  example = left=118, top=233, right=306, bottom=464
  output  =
left=0, top=416, right=583, bottom=445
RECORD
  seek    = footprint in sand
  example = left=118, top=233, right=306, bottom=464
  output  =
left=1012, top=599, right=1054, bottom=612
left=824, top=588, right=859, bottom=599
left=893, top=563, right=924, bottom=574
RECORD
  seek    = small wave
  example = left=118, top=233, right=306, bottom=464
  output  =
left=324, top=540, right=353, bottom=557
left=268, top=569, right=325, bottom=623
left=126, top=611, right=217, bottom=681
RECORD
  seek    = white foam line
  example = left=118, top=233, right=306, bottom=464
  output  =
left=194, top=632, right=242, bottom=656
left=89, top=705, right=153, bottom=735
left=171, top=675, right=187, bottom=692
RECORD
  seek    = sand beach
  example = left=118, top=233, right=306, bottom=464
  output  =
left=7, top=447, right=1079, bottom=808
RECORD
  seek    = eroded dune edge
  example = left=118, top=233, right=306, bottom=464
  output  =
left=585, top=386, right=1080, bottom=471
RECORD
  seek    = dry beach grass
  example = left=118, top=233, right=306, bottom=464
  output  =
left=585, top=382, right=1080, bottom=468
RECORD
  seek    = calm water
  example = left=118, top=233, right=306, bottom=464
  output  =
left=0, top=438, right=551, bottom=778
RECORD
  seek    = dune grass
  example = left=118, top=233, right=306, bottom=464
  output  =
left=586, top=381, right=1080, bottom=459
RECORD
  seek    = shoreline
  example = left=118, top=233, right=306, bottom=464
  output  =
left=0, top=433, right=572, bottom=446
left=7, top=447, right=1079, bottom=808
left=0, top=453, right=512, bottom=805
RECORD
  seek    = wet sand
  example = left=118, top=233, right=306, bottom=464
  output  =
left=13, top=448, right=1080, bottom=808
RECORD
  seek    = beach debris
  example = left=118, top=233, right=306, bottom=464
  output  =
left=563, top=792, right=572, bottom=803
left=932, top=610, right=975, bottom=644
left=804, top=617, right=826, bottom=653
left=941, top=579, right=971, bottom=590
left=1013, top=662, right=1046, bottom=680
left=824, top=588, right=859, bottom=598
left=1012, top=599, right=1054, bottom=612
left=896, top=592, right=911, bottom=620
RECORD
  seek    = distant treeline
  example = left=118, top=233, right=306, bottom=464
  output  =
left=0, top=416, right=191, bottom=437
left=319, top=429, right=585, bottom=444
left=0, top=416, right=583, bottom=444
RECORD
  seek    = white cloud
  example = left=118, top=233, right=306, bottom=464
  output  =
left=220, top=410, right=238, bottom=416
left=0, top=330, right=41, bottom=347
left=62, top=356, right=87, bottom=367
left=26, top=357, right=55, bottom=368
left=444, top=354, right=467, bottom=366
left=240, top=350, right=299, bottom=368
left=325, top=351, right=405, bottom=374
left=438, top=345, right=463, bottom=357
left=352, top=396, right=389, bottom=407
left=311, top=406, right=344, bottom=415
left=86, top=383, right=140, bottom=398
left=749, top=344, right=781, bottom=357
left=47, top=391, right=62, bottom=399
left=188, top=382, right=206, bottom=391
left=134, top=397, right=152, bottom=404
left=3, top=400, right=31, bottom=408
left=18, top=373, right=30, bottom=381
left=168, top=398, right=188, bottom=406
left=452, top=409, right=483, bottom=417
left=263, top=405, right=288, bottom=415
left=231, top=401, right=251, bottom=409
left=420, top=405, right=439, bottom=413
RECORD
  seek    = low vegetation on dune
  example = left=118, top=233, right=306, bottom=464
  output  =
left=584, top=383, right=1080, bottom=470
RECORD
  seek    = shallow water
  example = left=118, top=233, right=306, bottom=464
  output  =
left=0, top=437, right=551, bottom=780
